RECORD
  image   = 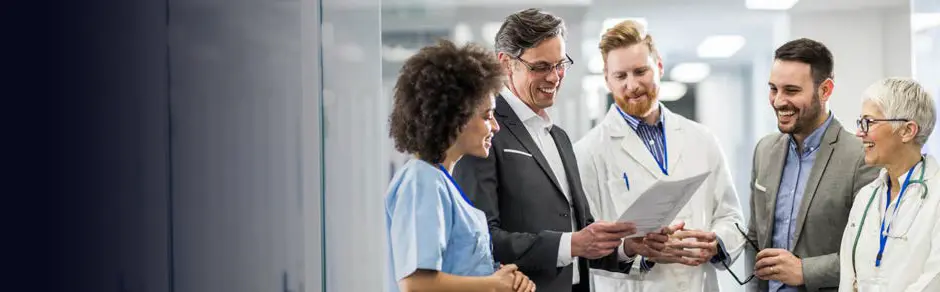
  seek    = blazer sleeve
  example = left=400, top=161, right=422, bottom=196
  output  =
left=453, top=146, right=563, bottom=274
left=705, top=132, right=747, bottom=270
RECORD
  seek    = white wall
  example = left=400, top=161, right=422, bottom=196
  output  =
left=916, top=28, right=940, bottom=155
left=787, top=7, right=913, bottom=131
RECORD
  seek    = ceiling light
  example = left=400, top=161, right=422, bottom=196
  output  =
left=746, top=0, right=799, bottom=10
left=669, top=63, right=711, bottom=83
left=600, top=18, right=648, bottom=37
left=697, top=35, right=746, bottom=58
left=912, top=13, right=940, bottom=33
left=658, top=82, right=688, bottom=101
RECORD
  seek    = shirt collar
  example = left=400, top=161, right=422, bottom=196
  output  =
left=788, top=112, right=833, bottom=153
left=501, top=86, right=554, bottom=130
left=617, top=103, right=664, bottom=130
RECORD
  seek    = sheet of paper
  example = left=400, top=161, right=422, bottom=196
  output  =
left=617, top=171, right=710, bottom=238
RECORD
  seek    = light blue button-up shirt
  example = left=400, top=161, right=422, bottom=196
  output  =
left=770, top=113, right=832, bottom=292
left=385, top=159, right=497, bottom=291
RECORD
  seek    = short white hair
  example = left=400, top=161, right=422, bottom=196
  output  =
left=862, top=77, right=936, bottom=145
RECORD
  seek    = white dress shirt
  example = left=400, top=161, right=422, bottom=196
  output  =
left=502, top=87, right=580, bottom=284
left=839, top=154, right=940, bottom=292
left=502, top=87, right=637, bottom=285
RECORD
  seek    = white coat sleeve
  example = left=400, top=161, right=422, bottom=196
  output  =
left=706, top=132, right=747, bottom=270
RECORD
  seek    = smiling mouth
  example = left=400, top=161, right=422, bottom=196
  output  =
left=776, top=110, right=796, bottom=117
left=538, top=87, right=556, bottom=94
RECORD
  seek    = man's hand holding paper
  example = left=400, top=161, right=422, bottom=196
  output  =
left=616, top=171, right=709, bottom=238
left=662, top=228, right=719, bottom=266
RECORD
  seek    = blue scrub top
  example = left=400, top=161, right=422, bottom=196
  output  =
left=385, top=159, right=497, bottom=292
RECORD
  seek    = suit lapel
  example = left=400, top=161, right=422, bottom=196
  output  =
left=792, top=119, right=842, bottom=245
left=495, top=95, right=566, bottom=198
left=551, top=128, right=586, bottom=226
left=760, top=135, right=788, bottom=248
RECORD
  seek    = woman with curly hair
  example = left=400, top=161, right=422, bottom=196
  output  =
left=384, top=39, right=536, bottom=292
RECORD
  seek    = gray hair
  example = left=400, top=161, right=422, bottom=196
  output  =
left=862, top=77, right=936, bottom=145
left=494, top=8, right=567, bottom=57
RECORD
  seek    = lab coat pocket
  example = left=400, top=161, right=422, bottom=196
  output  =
left=606, top=177, right=637, bottom=218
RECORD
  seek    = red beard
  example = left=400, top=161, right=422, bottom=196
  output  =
left=617, top=89, right=658, bottom=117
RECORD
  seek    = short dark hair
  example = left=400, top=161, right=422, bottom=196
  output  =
left=388, top=40, right=504, bottom=164
left=774, top=38, right=834, bottom=86
left=494, top=8, right=567, bottom=57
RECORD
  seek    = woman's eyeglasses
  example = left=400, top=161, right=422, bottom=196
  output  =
left=856, top=117, right=909, bottom=133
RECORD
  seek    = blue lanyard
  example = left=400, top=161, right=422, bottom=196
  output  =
left=616, top=106, right=668, bottom=175
left=437, top=164, right=473, bottom=207
left=876, top=163, right=917, bottom=267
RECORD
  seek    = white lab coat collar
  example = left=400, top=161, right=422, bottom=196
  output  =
left=874, top=155, right=940, bottom=189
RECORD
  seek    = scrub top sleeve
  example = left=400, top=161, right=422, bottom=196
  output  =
left=389, top=174, right=453, bottom=282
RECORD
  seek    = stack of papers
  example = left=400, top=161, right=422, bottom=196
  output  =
left=617, top=172, right=710, bottom=238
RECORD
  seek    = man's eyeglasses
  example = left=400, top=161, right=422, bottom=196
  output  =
left=856, top=117, right=910, bottom=134
left=720, top=223, right=761, bottom=285
left=511, top=54, right=574, bottom=75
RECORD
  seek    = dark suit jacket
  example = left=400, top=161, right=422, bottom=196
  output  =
left=455, top=94, right=629, bottom=292
left=746, top=118, right=880, bottom=292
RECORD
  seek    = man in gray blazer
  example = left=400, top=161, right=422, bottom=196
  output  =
left=745, top=38, right=879, bottom=292
left=454, top=8, right=642, bottom=292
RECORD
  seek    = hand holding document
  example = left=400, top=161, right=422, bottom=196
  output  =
left=617, top=172, right=709, bottom=238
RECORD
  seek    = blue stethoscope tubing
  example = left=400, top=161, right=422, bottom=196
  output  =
left=851, top=156, right=929, bottom=276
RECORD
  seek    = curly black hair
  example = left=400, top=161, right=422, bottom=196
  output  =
left=388, top=40, right=504, bottom=164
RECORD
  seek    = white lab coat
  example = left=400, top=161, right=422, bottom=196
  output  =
left=573, top=105, right=746, bottom=292
left=838, top=154, right=940, bottom=292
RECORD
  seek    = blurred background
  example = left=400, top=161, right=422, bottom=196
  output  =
left=76, top=0, right=939, bottom=291
left=319, top=0, right=940, bottom=291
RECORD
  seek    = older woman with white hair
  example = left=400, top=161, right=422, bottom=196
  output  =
left=838, top=77, right=939, bottom=291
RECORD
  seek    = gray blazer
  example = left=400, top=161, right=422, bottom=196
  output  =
left=454, top=94, right=629, bottom=292
left=746, top=118, right=880, bottom=292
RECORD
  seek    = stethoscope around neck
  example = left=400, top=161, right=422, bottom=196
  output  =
left=851, top=156, right=929, bottom=276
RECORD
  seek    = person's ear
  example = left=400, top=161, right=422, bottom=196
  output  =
left=497, top=52, right=513, bottom=73
left=900, top=121, right=919, bottom=144
left=818, top=78, right=834, bottom=103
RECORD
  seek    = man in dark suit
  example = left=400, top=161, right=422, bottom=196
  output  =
left=454, top=8, right=645, bottom=292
